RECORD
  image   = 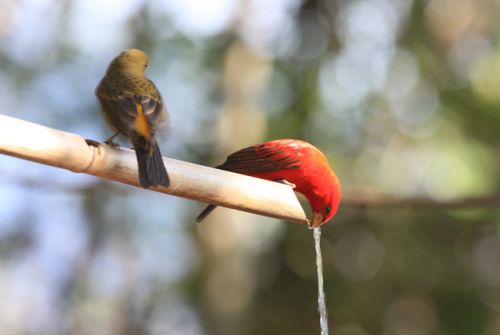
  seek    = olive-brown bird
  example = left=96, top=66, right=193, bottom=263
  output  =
left=96, top=49, right=170, bottom=188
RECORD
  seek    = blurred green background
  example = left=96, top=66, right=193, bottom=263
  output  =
left=1, top=0, right=500, bottom=334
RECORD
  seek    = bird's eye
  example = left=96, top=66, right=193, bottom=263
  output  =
left=145, top=64, right=148, bottom=68
left=325, top=206, right=331, bottom=215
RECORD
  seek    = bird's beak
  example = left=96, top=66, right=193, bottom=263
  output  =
left=309, top=212, right=324, bottom=229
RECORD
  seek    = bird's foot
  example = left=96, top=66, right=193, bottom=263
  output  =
left=104, top=140, right=120, bottom=149
left=104, top=133, right=120, bottom=148
left=274, top=179, right=296, bottom=188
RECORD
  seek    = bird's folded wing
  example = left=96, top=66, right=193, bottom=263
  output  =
left=218, top=144, right=301, bottom=173
left=97, top=86, right=164, bottom=136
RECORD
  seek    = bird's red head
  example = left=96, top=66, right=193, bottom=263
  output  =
left=293, top=143, right=342, bottom=228
left=308, top=171, right=341, bottom=228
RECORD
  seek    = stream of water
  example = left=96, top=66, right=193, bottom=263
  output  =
left=313, top=227, right=329, bottom=335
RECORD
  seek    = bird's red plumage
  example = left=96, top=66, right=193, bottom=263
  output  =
left=214, top=139, right=341, bottom=226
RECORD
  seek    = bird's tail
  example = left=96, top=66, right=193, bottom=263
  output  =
left=134, top=139, right=170, bottom=188
left=196, top=204, right=217, bottom=222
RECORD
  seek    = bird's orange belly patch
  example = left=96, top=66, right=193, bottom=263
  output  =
left=134, top=104, right=150, bottom=138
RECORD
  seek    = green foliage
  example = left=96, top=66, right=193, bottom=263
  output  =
left=1, top=0, right=500, bottom=334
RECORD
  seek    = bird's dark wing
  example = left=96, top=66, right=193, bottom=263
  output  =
left=96, top=83, right=165, bottom=137
left=217, top=143, right=301, bottom=174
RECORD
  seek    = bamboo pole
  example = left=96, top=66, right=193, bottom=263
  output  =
left=0, top=114, right=308, bottom=224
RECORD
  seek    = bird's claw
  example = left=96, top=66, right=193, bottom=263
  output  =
left=104, top=140, right=120, bottom=149
left=104, top=132, right=120, bottom=148
left=274, top=179, right=296, bottom=188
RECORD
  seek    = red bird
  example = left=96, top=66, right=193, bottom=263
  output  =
left=196, top=139, right=341, bottom=228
